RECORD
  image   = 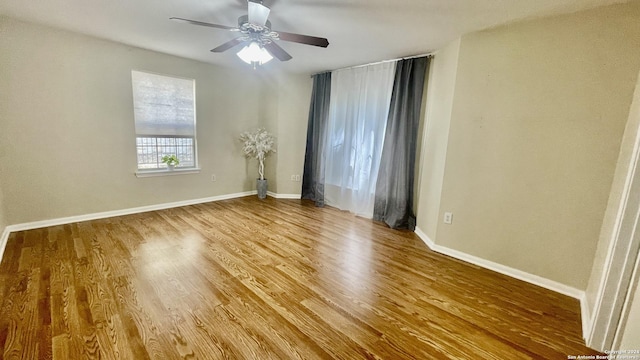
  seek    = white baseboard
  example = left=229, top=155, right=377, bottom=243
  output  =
left=267, top=192, right=301, bottom=199
left=6, top=191, right=257, bottom=233
left=414, top=226, right=589, bottom=338
left=415, top=227, right=437, bottom=248
left=0, top=226, right=10, bottom=267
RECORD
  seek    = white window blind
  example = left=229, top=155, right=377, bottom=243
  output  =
left=131, top=71, right=197, bottom=170
left=132, top=71, right=195, bottom=136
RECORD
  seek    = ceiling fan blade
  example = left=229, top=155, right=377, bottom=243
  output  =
left=211, top=38, right=247, bottom=53
left=170, top=17, right=236, bottom=31
left=275, top=31, right=329, bottom=48
left=263, top=42, right=292, bottom=61
left=248, top=1, right=270, bottom=26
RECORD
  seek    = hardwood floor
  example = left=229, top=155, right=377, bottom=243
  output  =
left=0, top=196, right=600, bottom=359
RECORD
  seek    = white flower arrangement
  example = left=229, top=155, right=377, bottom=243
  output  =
left=240, top=128, right=276, bottom=180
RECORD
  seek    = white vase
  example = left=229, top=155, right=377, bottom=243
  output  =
left=167, top=164, right=175, bottom=171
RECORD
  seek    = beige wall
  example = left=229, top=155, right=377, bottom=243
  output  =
left=416, top=39, right=460, bottom=240
left=273, top=75, right=312, bottom=195
left=255, top=72, right=312, bottom=196
left=0, top=17, right=270, bottom=225
left=432, top=1, right=640, bottom=289
left=0, top=177, right=6, bottom=235
left=254, top=72, right=312, bottom=196
left=258, top=74, right=280, bottom=193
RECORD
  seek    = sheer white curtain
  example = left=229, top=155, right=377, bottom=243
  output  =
left=324, top=62, right=396, bottom=217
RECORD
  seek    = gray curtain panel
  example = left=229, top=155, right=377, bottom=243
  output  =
left=301, top=72, right=332, bottom=206
left=373, top=57, right=430, bottom=229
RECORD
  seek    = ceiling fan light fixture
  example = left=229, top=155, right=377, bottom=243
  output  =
left=237, top=42, right=273, bottom=66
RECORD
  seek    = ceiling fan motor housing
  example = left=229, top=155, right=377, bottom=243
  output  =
left=237, top=15, right=271, bottom=30
left=237, top=15, right=278, bottom=44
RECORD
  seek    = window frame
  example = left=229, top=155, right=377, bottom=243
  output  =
left=131, top=70, right=200, bottom=177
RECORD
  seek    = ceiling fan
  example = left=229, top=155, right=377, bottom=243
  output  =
left=170, top=0, right=329, bottom=66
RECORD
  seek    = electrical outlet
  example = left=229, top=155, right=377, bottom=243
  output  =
left=211, top=174, right=216, bottom=182
left=295, top=174, right=301, bottom=182
left=444, top=212, right=453, bottom=224
left=291, top=175, right=296, bottom=181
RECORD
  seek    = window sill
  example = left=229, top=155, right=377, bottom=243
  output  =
left=135, top=168, right=201, bottom=178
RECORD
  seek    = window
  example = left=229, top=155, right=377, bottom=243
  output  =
left=131, top=70, right=197, bottom=171
left=322, top=62, right=396, bottom=217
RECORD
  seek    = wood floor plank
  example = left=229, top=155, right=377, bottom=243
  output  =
left=0, top=196, right=601, bottom=359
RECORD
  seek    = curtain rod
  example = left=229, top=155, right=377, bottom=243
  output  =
left=311, top=52, right=434, bottom=77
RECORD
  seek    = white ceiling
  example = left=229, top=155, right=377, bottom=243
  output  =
left=0, top=0, right=630, bottom=74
